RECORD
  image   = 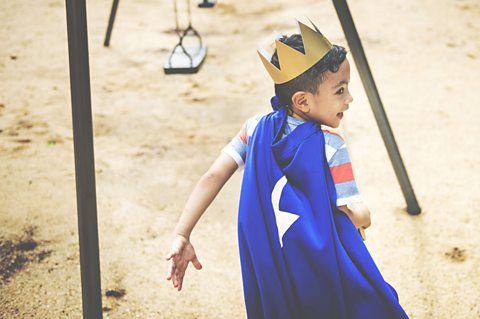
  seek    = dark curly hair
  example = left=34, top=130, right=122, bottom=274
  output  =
left=270, top=34, right=348, bottom=115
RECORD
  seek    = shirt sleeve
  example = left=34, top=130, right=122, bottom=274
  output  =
left=221, top=124, right=248, bottom=169
left=325, top=132, right=363, bottom=206
left=221, top=113, right=264, bottom=170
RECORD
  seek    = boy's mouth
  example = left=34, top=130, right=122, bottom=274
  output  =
left=337, top=107, right=348, bottom=119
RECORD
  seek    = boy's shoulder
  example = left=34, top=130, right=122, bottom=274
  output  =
left=322, top=129, right=345, bottom=147
left=321, top=129, right=346, bottom=162
left=245, top=112, right=268, bottom=123
left=244, top=112, right=268, bottom=135
left=242, top=113, right=346, bottom=149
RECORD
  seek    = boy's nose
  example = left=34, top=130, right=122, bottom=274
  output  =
left=347, top=93, right=353, bottom=104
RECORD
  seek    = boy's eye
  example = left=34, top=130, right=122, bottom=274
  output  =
left=336, top=87, right=344, bottom=95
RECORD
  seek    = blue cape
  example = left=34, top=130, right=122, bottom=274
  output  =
left=237, top=107, right=409, bottom=319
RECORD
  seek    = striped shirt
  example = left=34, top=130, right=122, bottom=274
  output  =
left=222, top=113, right=363, bottom=207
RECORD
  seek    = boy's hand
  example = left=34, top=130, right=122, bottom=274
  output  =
left=346, top=202, right=371, bottom=230
left=338, top=202, right=371, bottom=230
left=166, top=234, right=203, bottom=291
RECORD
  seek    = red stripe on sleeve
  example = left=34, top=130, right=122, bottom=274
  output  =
left=330, top=162, right=354, bottom=184
left=238, top=126, right=247, bottom=144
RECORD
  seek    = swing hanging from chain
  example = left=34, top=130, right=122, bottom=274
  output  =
left=164, top=0, right=207, bottom=74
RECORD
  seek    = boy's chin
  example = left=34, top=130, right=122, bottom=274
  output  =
left=332, top=118, right=343, bottom=128
left=312, top=117, right=340, bottom=128
left=323, top=121, right=340, bottom=129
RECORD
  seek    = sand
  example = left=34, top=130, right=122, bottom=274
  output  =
left=1, top=0, right=479, bottom=318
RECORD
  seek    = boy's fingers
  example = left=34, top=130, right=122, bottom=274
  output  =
left=176, top=266, right=185, bottom=279
left=191, top=256, right=202, bottom=270
left=166, top=249, right=181, bottom=261
left=167, top=262, right=175, bottom=280
left=165, top=252, right=174, bottom=261
left=176, top=270, right=184, bottom=291
left=178, top=277, right=183, bottom=291
left=173, top=270, right=179, bottom=288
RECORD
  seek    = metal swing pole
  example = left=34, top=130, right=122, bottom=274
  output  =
left=332, top=0, right=421, bottom=215
left=65, top=0, right=103, bottom=318
left=104, top=0, right=120, bottom=47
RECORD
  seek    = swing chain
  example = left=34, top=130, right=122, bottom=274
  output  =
left=171, top=0, right=203, bottom=49
left=169, top=0, right=204, bottom=68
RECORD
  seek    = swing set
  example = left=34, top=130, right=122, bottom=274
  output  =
left=163, top=0, right=207, bottom=74
left=104, top=0, right=211, bottom=74
left=64, top=1, right=421, bottom=317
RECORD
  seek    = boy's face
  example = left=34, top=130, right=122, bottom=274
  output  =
left=292, top=58, right=353, bottom=128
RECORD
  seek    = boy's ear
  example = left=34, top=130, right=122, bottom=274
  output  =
left=291, top=91, right=310, bottom=113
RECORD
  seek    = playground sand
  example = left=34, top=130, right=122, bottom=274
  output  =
left=1, top=0, right=479, bottom=318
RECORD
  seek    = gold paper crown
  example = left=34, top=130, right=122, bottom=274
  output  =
left=257, top=19, right=333, bottom=84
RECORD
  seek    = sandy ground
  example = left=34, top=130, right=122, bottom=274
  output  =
left=1, top=0, right=479, bottom=318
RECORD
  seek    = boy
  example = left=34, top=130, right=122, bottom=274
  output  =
left=166, top=20, right=409, bottom=318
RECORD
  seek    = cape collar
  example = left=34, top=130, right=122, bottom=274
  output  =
left=271, top=108, right=321, bottom=168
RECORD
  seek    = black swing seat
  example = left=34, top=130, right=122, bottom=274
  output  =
left=198, top=0, right=215, bottom=8
left=164, top=43, right=207, bottom=74
left=164, top=26, right=207, bottom=74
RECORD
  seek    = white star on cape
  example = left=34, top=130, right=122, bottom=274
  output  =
left=271, top=176, right=300, bottom=248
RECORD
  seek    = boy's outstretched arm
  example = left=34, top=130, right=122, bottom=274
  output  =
left=173, top=152, right=238, bottom=239
left=166, top=152, right=238, bottom=291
